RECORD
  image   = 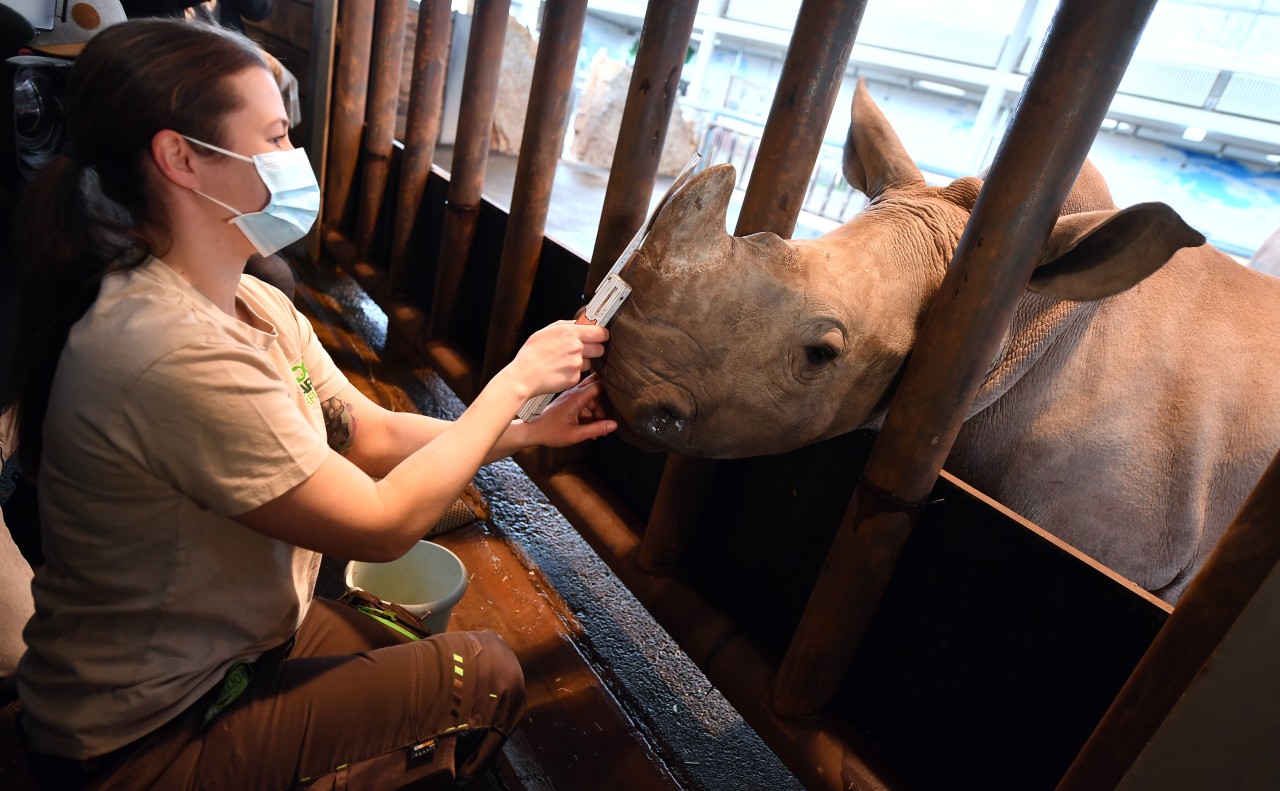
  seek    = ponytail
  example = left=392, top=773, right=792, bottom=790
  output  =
left=10, top=152, right=148, bottom=474
left=7, top=18, right=266, bottom=474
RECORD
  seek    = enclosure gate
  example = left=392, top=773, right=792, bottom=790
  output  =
left=310, top=1, right=1280, bottom=789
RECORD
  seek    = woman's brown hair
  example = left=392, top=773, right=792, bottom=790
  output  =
left=6, top=19, right=266, bottom=473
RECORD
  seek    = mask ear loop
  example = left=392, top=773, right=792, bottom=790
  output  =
left=191, top=188, right=245, bottom=218
left=180, top=135, right=254, bottom=217
left=181, top=135, right=254, bottom=163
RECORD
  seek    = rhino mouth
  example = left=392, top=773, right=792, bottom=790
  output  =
left=599, top=357, right=697, bottom=453
left=610, top=420, right=666, bottom=453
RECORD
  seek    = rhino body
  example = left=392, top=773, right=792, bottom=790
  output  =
left=1252, top=227, right=1280, bottom=277
left=601, top=81, right=1280, bottom=603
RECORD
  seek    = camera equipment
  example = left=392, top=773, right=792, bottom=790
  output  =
left=0, top=54, right=71, bottom=193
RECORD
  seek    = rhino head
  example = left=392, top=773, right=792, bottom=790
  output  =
left=600, top=80, right=1203, bottom=459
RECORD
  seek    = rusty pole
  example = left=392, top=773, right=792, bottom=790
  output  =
left=772, top=0, right=1160, bottom=718
left=389, top=0, right=452, bottom=296
left=355, top=0, right=409, bottom=261
left=323, top=0, right=376, bottom=238
left=480, top=0, right=590, bottom=384
left=638, top=0, right=868, bottom=573
left=582, top=0, right=699, bottom=296
left=303, top=0, right=338, bottom=262
left=735, top=0, right=867, bottom=238
left=1057, top=450, right=1280, bottom=789
left=428, top=0, right=512, bottom=342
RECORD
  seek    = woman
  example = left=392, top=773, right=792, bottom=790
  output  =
left=7, top=19, right=615, bottom=789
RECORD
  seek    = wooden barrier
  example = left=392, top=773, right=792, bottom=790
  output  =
left=306, top=2, right=1276, bottom=788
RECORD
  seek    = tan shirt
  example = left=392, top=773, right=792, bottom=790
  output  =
left=17, top=258, right=348, bottom=758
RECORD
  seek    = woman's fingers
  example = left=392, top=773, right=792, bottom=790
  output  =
left=555, top=328, right=607, bottom=379
left=556, top=380, right=604, bottom=416
left=590, top=400, right=608, bottom=421
left=513, top=324, right=611, bottom=395
left=570, top=378, right=602, bottom=400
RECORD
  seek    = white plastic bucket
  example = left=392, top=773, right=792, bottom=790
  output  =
left=343, top=540, right=469, bottom=635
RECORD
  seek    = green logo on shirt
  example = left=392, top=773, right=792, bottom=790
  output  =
left=291, top=359, right=318, bottom=407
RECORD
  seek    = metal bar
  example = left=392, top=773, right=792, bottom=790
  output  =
left=639, top=0, right=867, bottom=574
left=429, top=0, right=512, bottom=343
left=740, top=136, right=758, bottom=188
left=820, top=167, right=838, bottom=216
left=356, top=0, right=410, bottom=261
left=802, top=166, right=822, bottom=214
left=1057, top=449, right=1280, bottom=790
left=388, top=0, right=452, bottom=296
left=773, top=0, right=1160, bottom=718
left=723, top=133, right=740, bottom=175
left=582, top=0, right=699, bottom=296
left=303, top=0, right=339, bottom=262
left=480, top=0, right=590, bottom=384
left=735, top=0, right=868, bottom=239
left=323, top=0, right=376, bottom=238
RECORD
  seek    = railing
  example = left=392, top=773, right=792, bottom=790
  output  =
left=698, top=121, right=868, bottom=227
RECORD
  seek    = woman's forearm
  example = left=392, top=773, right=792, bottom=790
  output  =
left=369, top=372, right=530, bottom=552
left=352, top=401, right=535, bottom=477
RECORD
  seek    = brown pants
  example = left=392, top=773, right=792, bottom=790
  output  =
left=46, top=599, right=526, bottom=790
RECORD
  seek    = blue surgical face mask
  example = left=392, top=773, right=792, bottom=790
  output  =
left=182, top=135, right=319, bottom=257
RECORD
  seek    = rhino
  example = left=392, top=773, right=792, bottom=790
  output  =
left=599, top=80, right=1280, bottom=603
left=1252, top=226, right=1280, bottom=277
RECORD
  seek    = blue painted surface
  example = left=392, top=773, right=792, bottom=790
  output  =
left=1167, top=150, right=1280, bottom=218
left=1090, top=135, right=1280, bottom=258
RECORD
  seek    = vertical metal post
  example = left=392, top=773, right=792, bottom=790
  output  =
left=481, top=0, right=590, bottom=384
left=773, top=0, right=1159, bottom=718
left=638, top=0, right=869, bottom=573
left=428, top=0, right=512, bottom=342
left=735, top=0, right=868, bottom=238
left=1057, top=449, right=1280, bottom=789
left=356, top=0, right=410, bottom=261
left=304, top=0, right=339, bottom=261
left=388, top=0, right=452, bottom=296
left=323, top=0, right=376, bottom=238
left=582, top=0, right=699, bottom=297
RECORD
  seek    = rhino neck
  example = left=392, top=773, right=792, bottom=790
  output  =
left=859, top=292, right=1096, bottom=431
left=967, top=292, right=1098, bottom=419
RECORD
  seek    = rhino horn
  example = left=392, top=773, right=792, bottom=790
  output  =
left=634, top=163, right=736, bottom=275
left=843, top=78, right=926, bottom=200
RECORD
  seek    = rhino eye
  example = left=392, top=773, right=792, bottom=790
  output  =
left=806, top=344, right=838, bottom=365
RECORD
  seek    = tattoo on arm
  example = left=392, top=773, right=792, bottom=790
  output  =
left=321, top=397, right=356, bottom=455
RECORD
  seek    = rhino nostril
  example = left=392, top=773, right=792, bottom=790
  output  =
left=640, top=405, right=687, bottom=439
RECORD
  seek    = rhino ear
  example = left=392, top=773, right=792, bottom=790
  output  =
left=640, top=163, right=736, bottom=262
left=843, top=79, right=925, bottom=200
left=1029, top=203, right=1206, bottom=301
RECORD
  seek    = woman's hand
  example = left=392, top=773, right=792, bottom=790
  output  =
left=525, top=374, right=616, bottom=448
left=505, top=321, right=609, bottom=399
